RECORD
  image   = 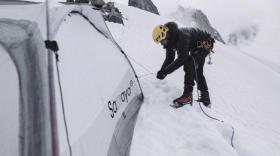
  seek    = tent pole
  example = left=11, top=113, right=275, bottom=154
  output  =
left=46, top=0, right=59, bottom=156
left=102, top=20, right=144, bottom=100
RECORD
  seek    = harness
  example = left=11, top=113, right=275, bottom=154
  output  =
left=196, top=39, right=214, bottom=53
left=184, top=28, right=215, bottom=53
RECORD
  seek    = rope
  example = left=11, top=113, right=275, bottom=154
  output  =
left=126, top=55, right=154, bottom=74
left=191, top=56, right=235, bottom=148
left=54, top=55, right=73, bottom=156
left=125, top=54, right=158, bottom=81
left=118, top=51, right=236, bottom=147
left=138, top=72, right=156, bottom=79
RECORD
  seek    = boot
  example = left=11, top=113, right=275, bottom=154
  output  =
left=172, top=93, right=193, bottom=108
left=197, top=90, right=211, bottom=107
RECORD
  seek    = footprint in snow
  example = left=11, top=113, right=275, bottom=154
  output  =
left=153, top=80, right=167, bottom=89
left=162, top=86, right=171, bottom=93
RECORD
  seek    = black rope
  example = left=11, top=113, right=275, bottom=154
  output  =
left=197, top=100, right=224, bottom=122
left=191, top=56, right=235, bottom=148
left=55, top=59, right=73, bottom=156
left=46, top=40, right=73, bottom=156
left=138, top=72, right=156, bottom=79
left=230, top=126, right=235, bottom=147
left=126, top=55, right=154, bottom=74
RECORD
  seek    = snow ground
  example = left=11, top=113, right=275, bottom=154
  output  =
left=106, top=3, right=280, bottom=156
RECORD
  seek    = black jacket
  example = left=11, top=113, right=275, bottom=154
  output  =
left=160, top=22, right=191, bottom=74
left=160, top=22, right=214, bottom=74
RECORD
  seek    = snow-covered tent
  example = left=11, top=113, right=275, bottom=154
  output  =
left=0, top=1, right=144, bottom=156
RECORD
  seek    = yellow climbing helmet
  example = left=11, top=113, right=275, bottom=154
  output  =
left=152, top=24, right=169, bottom=44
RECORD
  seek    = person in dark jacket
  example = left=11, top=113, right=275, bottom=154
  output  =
left=152, top=22, right=214, bottom=108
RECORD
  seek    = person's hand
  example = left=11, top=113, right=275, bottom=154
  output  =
left=156, top=70, right=167, bottom=80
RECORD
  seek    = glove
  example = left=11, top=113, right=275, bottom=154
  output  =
left=156, top=70, right=167, bottom=80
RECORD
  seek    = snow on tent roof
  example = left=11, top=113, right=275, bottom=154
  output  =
left=0, top=2, right=143, bottom=156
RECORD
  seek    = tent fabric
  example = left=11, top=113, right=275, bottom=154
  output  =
left=108, top=95, right=142, bottom=156
left=0, top=2, right=143, bottom=156
left=0, top=0, right=37, bottom=5
left=53, top=13, right=143, bottom=155
left=0, top=19, right=52, bottom=156
left=0, top=3, right=48, bottom=38
left=0, top=40, right=20, bottom=156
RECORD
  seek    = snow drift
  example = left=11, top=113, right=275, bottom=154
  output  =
left=105, top=3, right=280, bottom=156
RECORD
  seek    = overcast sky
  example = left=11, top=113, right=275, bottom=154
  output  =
left=26, top=0, right=280, bottom=33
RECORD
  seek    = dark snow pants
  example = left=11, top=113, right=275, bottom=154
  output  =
left=183, top=50, right=209, bottom=95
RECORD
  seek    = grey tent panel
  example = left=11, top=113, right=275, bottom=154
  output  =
left=108, top=95, right=143, bottom=156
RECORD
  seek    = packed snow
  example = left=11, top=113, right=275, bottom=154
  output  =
left=106, top=3, right=280, bottom=156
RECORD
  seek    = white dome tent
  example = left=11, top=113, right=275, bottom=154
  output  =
left=0, top=1, right=144, bottom=156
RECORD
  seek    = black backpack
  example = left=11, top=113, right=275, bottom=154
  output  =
left=182, top=28, right=215, bottom=53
